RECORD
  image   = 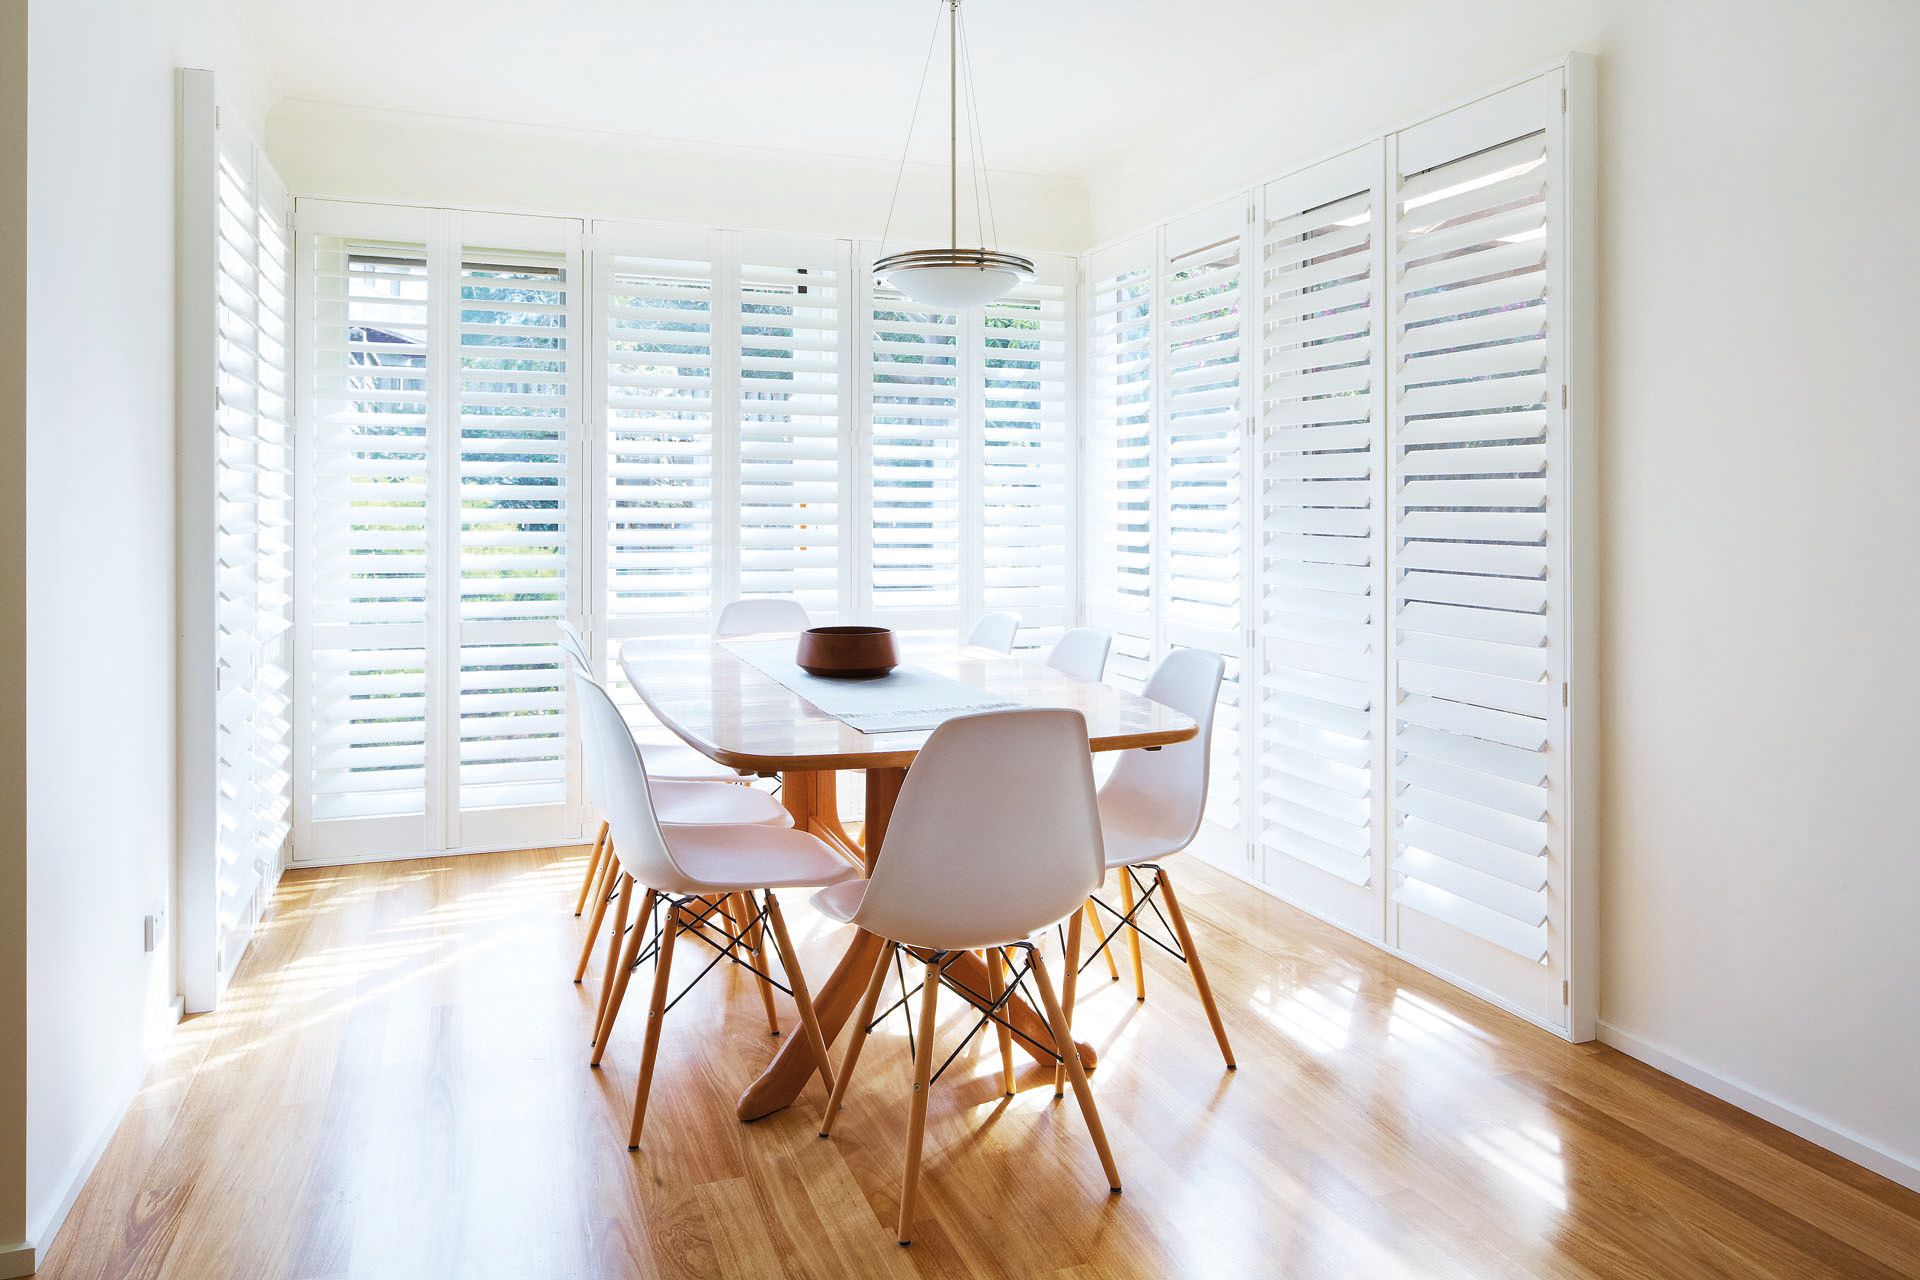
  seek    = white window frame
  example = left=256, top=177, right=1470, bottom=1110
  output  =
left=292, top=200, right=587, bottom=866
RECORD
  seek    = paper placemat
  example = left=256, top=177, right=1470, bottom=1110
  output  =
left=723, top=639, right=1022, bottom=734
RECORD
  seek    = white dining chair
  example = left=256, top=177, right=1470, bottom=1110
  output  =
left=715, top=597, right=811, bottom=637
left=558, top=619, right=745, bottom=788
left=562, top=652, right=796, bottom=1044
left=1046, top=627, right=1112, bottom=681
left=964, top=611, right=1020, bottom=654
left=811, top=708, right=1121, bottom=1245
left=573, top=668, right=857, bottom=1148
left=1071, top=647, right=1235, bottom=1071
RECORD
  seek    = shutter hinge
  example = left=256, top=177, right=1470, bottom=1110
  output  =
left=1561, top=979, right=1569, bottom=1004
left=214, top=104, right=223, bottom=130
left=1562, top=385, right=1569, bottom=409
left=1562, top=682, right=1569, bottom=707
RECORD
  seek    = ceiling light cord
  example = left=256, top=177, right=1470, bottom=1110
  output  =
left=961, top=10, right=985, bottom=252
left=958, top=8, right=1000, bottom=255
left=878, top=1, right=946, bottom=261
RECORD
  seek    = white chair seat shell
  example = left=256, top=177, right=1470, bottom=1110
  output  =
left=649, top=780, right=792, bottom=828
left=810, top=877, right=868, bottom=925
left=659, top=823, right=860, bottom=896
left=637, top=739, right=747, bottom=783
left=1046, top=627, right=1112, bottom=682
left=1096, top=788, right=1194, bottom=867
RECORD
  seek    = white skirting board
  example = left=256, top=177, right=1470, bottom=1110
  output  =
left=22, top=1053, right=151, bottom=1269
left=1596, top=1022, right=1920, bottom=1194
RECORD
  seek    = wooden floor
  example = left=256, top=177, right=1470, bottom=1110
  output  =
left=38, top=846, right=1920, bottom=1279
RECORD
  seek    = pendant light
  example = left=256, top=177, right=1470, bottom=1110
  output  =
left=873, top=0, right=1034, bottom=309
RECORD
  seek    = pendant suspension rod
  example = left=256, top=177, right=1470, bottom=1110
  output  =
left=949, top=0, right=958, bottom=250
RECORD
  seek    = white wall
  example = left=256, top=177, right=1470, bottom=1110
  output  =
left=20, top=0, right=278, bottom=1256
left=268, top=98, right=1090, bottom=253
left=1084, top=0, right=1920, bottom=1185
left=1, top=2, right=30, bottom=1271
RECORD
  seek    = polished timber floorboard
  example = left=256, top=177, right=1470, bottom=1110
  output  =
left=39, top=846, right=1920, bottom=1279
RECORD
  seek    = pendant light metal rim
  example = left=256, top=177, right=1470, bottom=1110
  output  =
left=872, top=247, right=1036, bottom=279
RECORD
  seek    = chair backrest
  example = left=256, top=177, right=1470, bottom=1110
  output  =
left=849, top=709, right=1103, bottom=952
left=572, top=666, right=689, bottom=891
left=556, top=619, right=592, bottom=671
left=1101, top=647, right=1224, bottom=851
left=715, top=597, right=811, bottom=638
left=1046, top=627, right=1112, bottom=681
left=561, top=655, right=606, bottom=816
left=964, top=611, right=1020, bottom=654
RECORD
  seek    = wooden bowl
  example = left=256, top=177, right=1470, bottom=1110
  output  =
left=795, top=626, right=899, bottom=679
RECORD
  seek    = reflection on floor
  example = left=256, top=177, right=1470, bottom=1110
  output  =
left=38, top=846, right=1920, bottom=1279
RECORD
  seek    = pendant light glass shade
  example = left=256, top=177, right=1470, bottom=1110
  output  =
left=872, top=0, right=1031, bottom=310
left=874, top=247, right=1036, bottom=309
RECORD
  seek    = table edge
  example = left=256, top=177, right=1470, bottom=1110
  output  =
left=622, top=641, right=1198, bottom=775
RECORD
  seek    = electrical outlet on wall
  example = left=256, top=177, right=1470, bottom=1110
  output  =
left=144, top=907, right=166, bottom=953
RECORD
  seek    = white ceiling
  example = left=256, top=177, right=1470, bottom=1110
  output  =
left=234, top=0, right=1420, bottom=178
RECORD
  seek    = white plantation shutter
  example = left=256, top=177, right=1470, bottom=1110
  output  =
left=1082, top=65, right=1589, bottom=1032
left=301, top=208, right=436, bottom=858
left=182, top=74, right=295, bottom=1004
left=867, top=283, right=963, bottom=622
left=980, top=272, right=1072, bottom=648
left=1385, top=76, right=1569, bottom=1022
left=1253, top=145, right=1388, bottom=934
left=1160, top=204, right=1248, bottom=638
left=736, top=234, right=850, bottom=615
left=862, top=251, right=1074, bottom=644
left=601, top=229, right=717, bottom=626
left=1160, top=201, right=1250, bottom=836
left=590, top=225, right=720, bottom=746
left=297, top=202, right=585, bottom=862
left=1082, top=237, right=1156, bottom=689
left=451, top=218, right=583, bottom=842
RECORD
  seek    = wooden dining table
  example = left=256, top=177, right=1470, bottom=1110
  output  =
left=619, top=633, right=1198, bottom=1122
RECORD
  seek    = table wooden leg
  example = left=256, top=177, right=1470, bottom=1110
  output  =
left=736, top=767, right=898, bottom=1121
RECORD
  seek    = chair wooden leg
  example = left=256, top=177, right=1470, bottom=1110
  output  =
left=1119, top=870, right=1146, bottom=1001
left=628, top=903, right=684, bottom=1150
left=574, top=820, right=609, bottom=916
left=1156, top=868, right=1235, bottom=1070
left=738, top=892, right=782, bottom=1036
left=574, top=848, right=619, bottom=983
left=592, top=888, right=655, bottom=1063
left=1054, top=910, right=1085, bottom=1098
left=1030, top=948, right=1122, bottom=1194
left=821, top=938, right=895, bottom=1139
left=1086, top=898, right=1119, bottom=982
left=594, top=872, right=636, bottom=1033
left=897, top=956, right=943, bottom=1246
left=762, top=891, right=834, bottom=1099
left=985, top=946, right=1015, bottom=1097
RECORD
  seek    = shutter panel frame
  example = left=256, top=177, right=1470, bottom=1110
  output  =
left=1252, top=141, right=1389, bottom=936
left=1385, top=72, right=1573, bottom=1024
